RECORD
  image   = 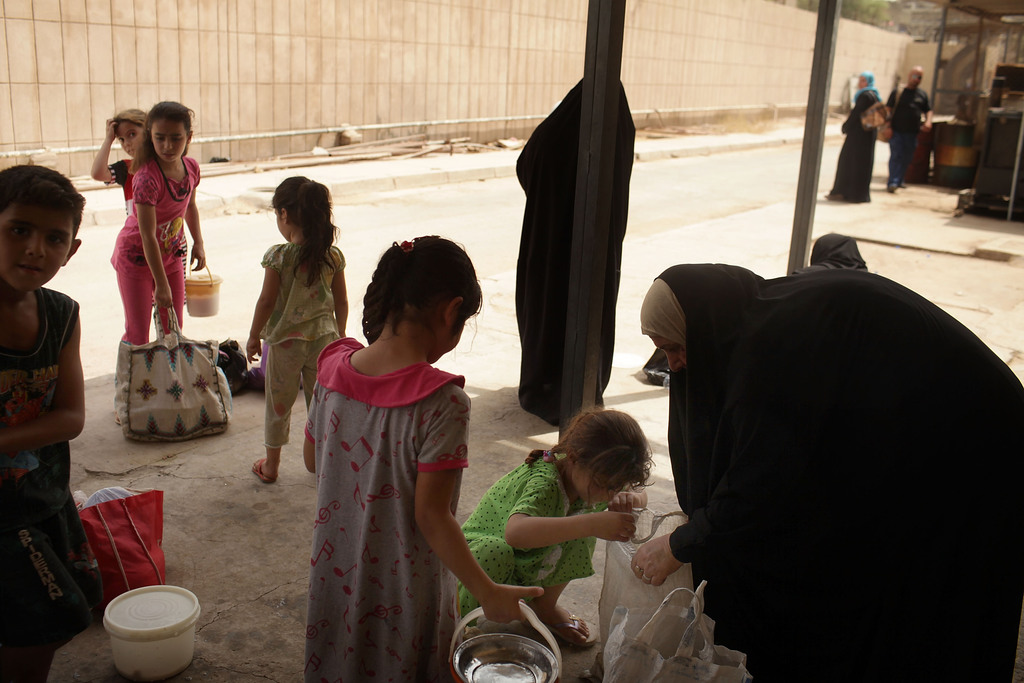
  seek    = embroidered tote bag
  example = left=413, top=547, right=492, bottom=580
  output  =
left=115, top=307, right=232, bottom=441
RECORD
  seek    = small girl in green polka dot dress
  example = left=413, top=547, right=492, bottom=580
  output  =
left=459, top=407, right=652, bottom=646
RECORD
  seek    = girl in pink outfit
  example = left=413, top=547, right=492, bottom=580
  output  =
left=111, top=101, right=206, bottom=344
left=302, top=237, right=541, bottom=682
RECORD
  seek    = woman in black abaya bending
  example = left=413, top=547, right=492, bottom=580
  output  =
left=632, top=264, right=1024, bottom=682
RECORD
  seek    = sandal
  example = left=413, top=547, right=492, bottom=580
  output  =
left=547, top=615, right=597, bottom=648
left=251, top=458, right=277, bottom=484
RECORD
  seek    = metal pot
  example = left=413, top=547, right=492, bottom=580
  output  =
left=452, top=632, right=558, bottom=683
left=449, top=602, right=561, bottom=683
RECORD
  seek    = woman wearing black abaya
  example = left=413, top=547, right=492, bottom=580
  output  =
left=790, top=232, right=867, bottom=274
left=632, top=264, right=1024, bottom=682
left=827, top=72, right=881, bottom=203
left=514, top=80, right=635, bottom=425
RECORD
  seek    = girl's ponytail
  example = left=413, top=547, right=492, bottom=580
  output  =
left=362, top=236, right=481, bottom=344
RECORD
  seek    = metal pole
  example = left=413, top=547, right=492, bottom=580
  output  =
left=973, top=16, right=983, bottom=93
left=932, top=6, right=948, bottom=108
left=559, top=0, right=626, bottom=431
left=1007, top=112, right=1024, bottom=221
left=787, top=0, right=842, bottom=274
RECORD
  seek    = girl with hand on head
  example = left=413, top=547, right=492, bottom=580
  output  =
left=459, top=407, right=651, bottom=646
left=111, top=101, right=205, bottom=344
left=246, top=176, right=348, bottom=484
left=90, top=108, right=146, bottom=217
left=302, top=236, right=542, bottom=682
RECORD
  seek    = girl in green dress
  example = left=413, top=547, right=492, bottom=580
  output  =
left=460, top=407, right=652, bottom=645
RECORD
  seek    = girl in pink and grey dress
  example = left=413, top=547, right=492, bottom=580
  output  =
left=302, top=237, right=540, bottom=682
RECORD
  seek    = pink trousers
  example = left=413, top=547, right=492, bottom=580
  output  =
left=115, top=256, right=185, bottom=345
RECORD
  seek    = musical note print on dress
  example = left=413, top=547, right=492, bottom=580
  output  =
left=304, top=339, right=470, bottom=681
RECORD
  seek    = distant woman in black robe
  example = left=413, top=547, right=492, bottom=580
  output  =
left=826, top=71, right=881, bottom=203
left=632, top=264, right=1024, bottom=682
left=514, top=80, right=635, bottom=425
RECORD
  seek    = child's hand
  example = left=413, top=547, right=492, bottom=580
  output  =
left=104, top=118, right=118, bottom=142
left=478, top=586, right=544, bottom=624
left=245, top=337, right=262, bottom=363
left=590, top=510, right=636, bottom=542
left=608, top=490, right=645, bottom=512
left=154, top=282, right=173, bottom=309
left=190, top=242, right=207, bottom=271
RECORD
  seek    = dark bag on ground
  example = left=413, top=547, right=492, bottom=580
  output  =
left=218, top=339, right=249, bottom=395
left=642, top=350, right=672, bottom=387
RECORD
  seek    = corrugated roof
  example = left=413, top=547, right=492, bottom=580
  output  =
left=934, top=1, right=1024, bottom=21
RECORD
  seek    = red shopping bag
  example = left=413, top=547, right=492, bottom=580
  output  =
left=79, top=489, right=165, bottom=608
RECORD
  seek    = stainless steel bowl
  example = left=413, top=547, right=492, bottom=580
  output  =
left=452, top=632, right=559, bottom=683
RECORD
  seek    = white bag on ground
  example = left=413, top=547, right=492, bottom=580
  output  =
left=603, top=581, right=752, bottom=683
left=598, top=508, right=694, bottom=641
left=115, top=307, right=232, bottom=441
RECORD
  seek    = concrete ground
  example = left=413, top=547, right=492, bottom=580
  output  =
left=44, top=119, right=1024, bottom=682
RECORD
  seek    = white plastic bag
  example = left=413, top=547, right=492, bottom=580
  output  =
left=603, top=582, right=752, bottom=683
left=598, top=508, right=694, bottom=642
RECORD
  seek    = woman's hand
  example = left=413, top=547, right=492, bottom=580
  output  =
left=632, top=534, right=684, bottom=586
left=190, top=241, right=207, bottom=271
left=589, top=510, right=636, bottom=543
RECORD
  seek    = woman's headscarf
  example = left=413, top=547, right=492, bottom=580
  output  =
left=640, top=278, right=686, bottom=347
left=853, top=70, right=880, bottom=106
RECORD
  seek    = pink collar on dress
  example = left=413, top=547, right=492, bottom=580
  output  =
left=316, top=338, right=465, bottom=408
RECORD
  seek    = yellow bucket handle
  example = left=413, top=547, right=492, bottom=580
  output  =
left=187, top=262, right=215, bottom=286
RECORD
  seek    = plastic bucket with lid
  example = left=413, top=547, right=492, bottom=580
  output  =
left=184, top=267, right=222, bottom=317
left=103, top=585, right=201, bottom=682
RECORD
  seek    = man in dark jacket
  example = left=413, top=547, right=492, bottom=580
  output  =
left=886, top=65, right=933, bottom=193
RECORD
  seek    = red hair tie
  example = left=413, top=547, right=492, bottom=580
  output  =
left=400, top=240, right=414, bottom=253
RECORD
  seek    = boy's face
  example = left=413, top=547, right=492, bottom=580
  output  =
left=0, top=203, right=81, bottom=295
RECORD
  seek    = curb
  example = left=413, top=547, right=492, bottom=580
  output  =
left=80, top=132, right=840, bottom=226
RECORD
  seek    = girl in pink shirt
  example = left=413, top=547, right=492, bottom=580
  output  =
left=111, top=101, right=206, bottom=344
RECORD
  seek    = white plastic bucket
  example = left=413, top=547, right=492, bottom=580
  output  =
left=103, top=585, right=201, bottom=682
left=184, top=267, right=222, bottom=317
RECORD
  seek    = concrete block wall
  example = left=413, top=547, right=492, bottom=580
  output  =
left=0, top=0, right=909, bottom=177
